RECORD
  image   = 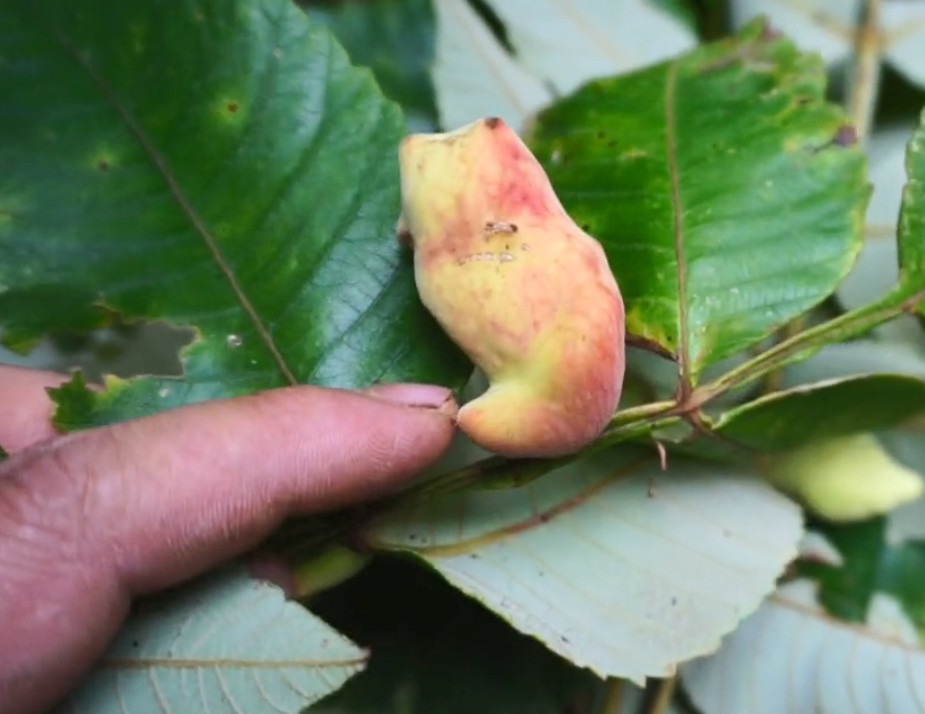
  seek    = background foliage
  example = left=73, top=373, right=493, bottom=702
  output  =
left=2, top=0, right=925, bottom=713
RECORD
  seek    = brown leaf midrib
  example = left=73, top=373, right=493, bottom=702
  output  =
left=53, top=24, right=298, bottom=386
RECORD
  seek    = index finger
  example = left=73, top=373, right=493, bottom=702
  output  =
left=0, top=364, right=72, bottom=453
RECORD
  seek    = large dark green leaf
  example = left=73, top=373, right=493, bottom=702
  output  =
left=304, top=0, right=438, bottom=130
left=0, top=0, right=469, bottom=428
left=527, top=19, right=868, bottom=383
left=714, top=374, right=925, bottom=452
left=799, top=518, right=925, bottom=628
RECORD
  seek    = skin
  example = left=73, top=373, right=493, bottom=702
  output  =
left=398, top=117, right=625, bottom=458
left=0, top=364, right=458, bottom=714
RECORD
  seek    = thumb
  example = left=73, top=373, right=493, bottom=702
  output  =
left=0, top=382, right=456, bottom=714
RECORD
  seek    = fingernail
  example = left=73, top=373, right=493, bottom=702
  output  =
left=364, top=382, right=455, bottom=410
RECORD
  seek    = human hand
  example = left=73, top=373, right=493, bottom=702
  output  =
left=0, top=365, right=457, bottom=714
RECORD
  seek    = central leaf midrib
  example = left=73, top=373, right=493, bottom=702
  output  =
left=665, top=59, right=690, bottom=394
left=54, top=24, right=297, bottom=385
left=104, top=656, right=369, bottom=669
left=396, top=457, right=649, bottom=556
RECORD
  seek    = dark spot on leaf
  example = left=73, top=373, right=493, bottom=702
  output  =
left=581, top=223, right=591, bottom=231
left=596, top=131, right=606, bottom=140
left=132, top=640, right=139, bottom=648
left=833, top=125, right=858, bottom=147
left=485, top=116, right=501, bottom=129
left=469, top=553, right=479, bottom=559
left=227, top=101, right=239, bottom=113
left=671, top=597, right=677, bottom=606
left=408, top=533, right=417, bottom=540
left=560, top=635, right=570, bottom=644
left=97, top=160, right=109, bottom=171
left=795, top=96, right=811, bottom=106
left=607, top=139, right=619, bottom=148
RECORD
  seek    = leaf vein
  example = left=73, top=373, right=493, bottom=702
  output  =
left=665, top=59, right=690, bottom=393
left=53, top=27, right=297, bottom=385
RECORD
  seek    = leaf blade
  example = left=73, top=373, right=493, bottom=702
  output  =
left=0, top=0, right=470, bottom=427
left=715, top=374, right=925, bottom=452
left=367, top=449, right=803, bottom=683
left=898, top=108, right=925, bottom=300
left=58, top=568, right=367, bottom=714
left=527, top=20, right=868, bottom=380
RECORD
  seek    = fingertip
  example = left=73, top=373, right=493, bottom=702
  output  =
left=0, top=365, right=72, bottom=453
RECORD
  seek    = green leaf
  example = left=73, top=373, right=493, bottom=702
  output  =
left=0, top=285, right=113, bottom=354
left=648, top=0, right=699, bottom=32
left=58, top=567, right=367, bottom=714
left=304, top=0, right=438, bottom=130
left=714, top=374, right=925, bottom=452
left=0, top=0, right=470, bottom=428
left=527, top=19, right=868, bottom=381
left=801, top=517, right=925, bottom=632
left=306, top=557, right=600, bottom=714
left=898, top=108, right=925, bottom=301
left=365, top=447, right=803, bottom=684
left=800, top=517, right=890, bottom=622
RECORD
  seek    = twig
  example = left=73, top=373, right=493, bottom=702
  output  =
left=847, top=0, right=884, bottom=145
left=693, top=288, right=925, bottom=403
left=597, top=678, right=625, bottom=714
left=646, top=676, right=678, bottom=714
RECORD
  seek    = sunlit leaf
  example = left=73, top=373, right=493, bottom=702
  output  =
left=431, top=0, right=695, bottom=131
left=365, top=448, right=803, bottom=684
left=682, top=578, right=925, bottom=714
left=732, top=0, right=925, bottom=89
left=431, top=0, right=549, bottom=131
left=683, top=454, right=925, bottom=714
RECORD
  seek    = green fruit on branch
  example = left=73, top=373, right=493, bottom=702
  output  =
left=397, top=117, right=625, bottom=458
